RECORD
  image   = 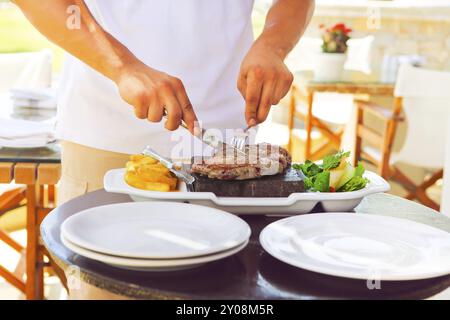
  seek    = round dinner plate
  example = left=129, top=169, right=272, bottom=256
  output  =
left=61, top=234, right=248, bottom=271
left=0, top=140, right=54, bottom=149
left=61, top=202, right=251, bottom=259
left=260, top=213, right=450, bottom=281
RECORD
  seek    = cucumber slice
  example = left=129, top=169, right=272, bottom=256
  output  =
left=336, top=162, right=356, bottom=190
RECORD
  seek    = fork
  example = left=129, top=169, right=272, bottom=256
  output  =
left=162, top=111, right=247, bottom=155
left=230, top=126, right=252, bottom=151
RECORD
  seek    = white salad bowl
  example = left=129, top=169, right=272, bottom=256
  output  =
left=104, top=169, right=390, bottom=215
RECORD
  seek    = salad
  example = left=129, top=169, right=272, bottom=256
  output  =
left=293, top=151, right=368, bottom=192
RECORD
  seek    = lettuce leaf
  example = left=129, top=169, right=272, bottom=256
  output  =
left=303, top=176, right=314, bottom=190
left=338, top=176, right=368, bottom=192
left=336, top=162, right=367, bottom=192
left=354, top=162, right=365, bottom=177
left=312, top=171, right=330, bottom=192
left=293, top=160, right=322, bottom=178
left=322, top=150, right=350, bottom=170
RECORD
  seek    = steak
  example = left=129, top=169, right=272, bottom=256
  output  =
left=189, top=143, right=303, bottom=197
left=191, top=143, right=291, bottom=180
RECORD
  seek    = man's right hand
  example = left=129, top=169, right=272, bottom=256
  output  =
left=116, top=62, right=198, bottom=133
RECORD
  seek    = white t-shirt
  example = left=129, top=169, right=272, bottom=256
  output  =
left=57, top=0, right=254, bottom=156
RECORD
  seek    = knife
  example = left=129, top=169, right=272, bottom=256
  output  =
left=162, top=111, right=247, bottom=156
left=141, top=146, right=195, bottom=185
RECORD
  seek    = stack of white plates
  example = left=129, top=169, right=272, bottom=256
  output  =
left=10, top=88, right=57, bottom=110
left=260, top=213, right=450, bottom=281
left=61, top=202, right=251, bottom=271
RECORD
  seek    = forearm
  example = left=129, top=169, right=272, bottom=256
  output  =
left=13, top=0, right=198, bottom=131
left=13, top=0, right=140, bottom=83
left=257, top=0, right=315, bottom=59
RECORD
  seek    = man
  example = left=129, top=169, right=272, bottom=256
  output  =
left=14, top=0, right=314, bottom=205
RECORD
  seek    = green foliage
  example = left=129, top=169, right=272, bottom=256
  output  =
left=313, top=171, right=330, bottom=192
left=322, top=150, right=350, bottom=170
left=294, top=152, right=368, bottom=193
left=293, top=160, right=322, bottom=178
left=0, top=6, right=68, bottom=71
left=338, top=176, right=368, bottom=192
left=337, top=162, right=368, bottom=192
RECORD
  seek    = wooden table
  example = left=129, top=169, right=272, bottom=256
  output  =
left=288, top=73, right=395, bottom=160
left=0, top=145, right=61, bottom=300
left=0, top=95, right=61, bottom=299
left=41, top=190, right=450, bottom=300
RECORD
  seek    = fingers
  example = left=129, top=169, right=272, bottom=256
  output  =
left=118, top=67, right=197, bottom=132
left=172, top=79, right=198, bottom=134
left=273, top=73, right=294, bottom=104
left=142, top=77, right=197, bottom=133
left=161, top=90, right=182, bottom=131
left=237, top=71, right=247, bottom=99
left=257, top=80, right=275, bottom=123
left=245, top=69, right=263, bottom=127
left=147, top=96, right=164, bottom=123
left=134, top=94, right=149, bottom=120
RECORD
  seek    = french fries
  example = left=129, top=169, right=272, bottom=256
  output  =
left=129, top=154, right=158, bottom=164
left=125, top=172, right=172, bottom=192
left=124, top=154, right=178, bottom=192
left=136, top=167, right=177, bottom=189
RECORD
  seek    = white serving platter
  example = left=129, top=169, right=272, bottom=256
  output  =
left=104, top=169, right=390, bottom=215
left=260, top=213, right=450, bottom=281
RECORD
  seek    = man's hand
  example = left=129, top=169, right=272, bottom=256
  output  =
left=238, top=0, right=315, bottom=127
left=116, top=62, right=198, bottom=133
left=238, top=40, right=293, bottom=126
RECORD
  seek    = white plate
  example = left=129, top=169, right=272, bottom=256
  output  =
left=61, top=202, right=250, bottom=259
left=260, top=213, right=450, bottom=281
left=104, top=169, right=390, bottom=215
left=0, top=140, right=55, bottom=149
left=61, top=235, right=248, bottom=271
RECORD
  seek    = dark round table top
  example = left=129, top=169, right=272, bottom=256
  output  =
left=41, top=190, right=450, bottom=300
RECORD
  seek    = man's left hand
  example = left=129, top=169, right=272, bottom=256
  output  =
left=237, top=40, right=294, bottom=127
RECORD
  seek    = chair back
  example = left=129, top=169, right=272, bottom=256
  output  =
left=394, top=65, right=450, bottom=169
left=0, top=50, right=52, bottom=93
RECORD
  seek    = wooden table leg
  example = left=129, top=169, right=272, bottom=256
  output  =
left=14, top=163, right=44, bottom=300
left=25, top=184, right=44, bottom=300
left=305, top=91, right=314, bottom=160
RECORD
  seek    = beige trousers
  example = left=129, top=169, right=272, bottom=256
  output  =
left=58, top=141, right=130, bottom=205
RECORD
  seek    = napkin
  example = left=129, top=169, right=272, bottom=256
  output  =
left=0, top=118, right=55, bottom=148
